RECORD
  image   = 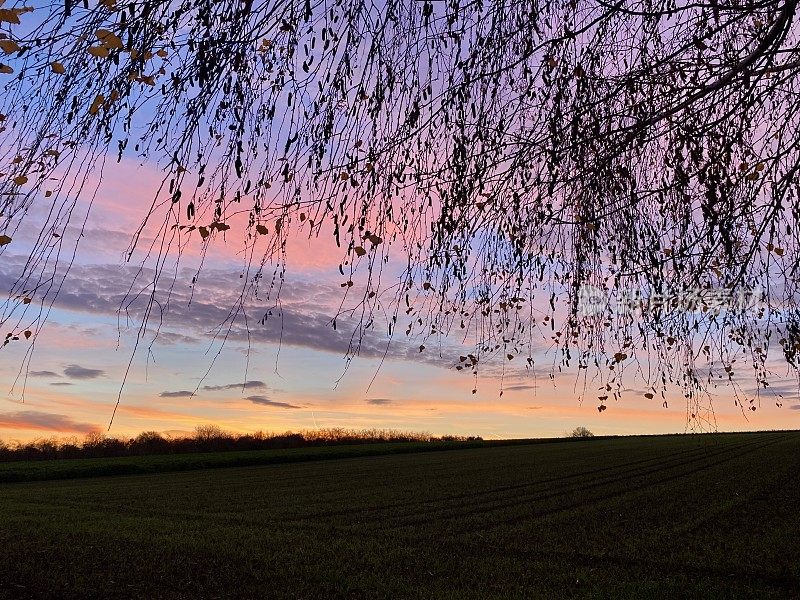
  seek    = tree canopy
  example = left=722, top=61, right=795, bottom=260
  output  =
left=1, top=0, right=799, bottom=428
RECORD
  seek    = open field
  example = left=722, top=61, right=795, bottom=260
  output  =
left=0, top=431, right=798, bottom=598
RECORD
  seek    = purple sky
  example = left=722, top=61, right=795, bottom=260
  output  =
left=0, top=155, right=798, bottom=443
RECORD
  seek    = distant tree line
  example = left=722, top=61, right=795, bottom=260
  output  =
left=0, top=426, right=481, bottom=463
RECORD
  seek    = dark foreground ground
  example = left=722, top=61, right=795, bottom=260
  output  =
left=0, top=431, right=798, bottom=599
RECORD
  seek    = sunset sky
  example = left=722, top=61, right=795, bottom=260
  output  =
left=0, top=0, right=797, bottom=445
left=1, top=156, right=798, bottom=443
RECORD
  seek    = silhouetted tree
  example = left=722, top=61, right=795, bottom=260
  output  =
left=569, top=427, right=594, bottom=439
left=1, top=1, right=799, bottom=427
left=132, top=430, right=170, bottom=454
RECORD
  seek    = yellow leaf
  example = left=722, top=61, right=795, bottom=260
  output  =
left=156, top=49, right=167, bottom=58
left=198, top=226, right=209, bottom=239
left=0, top=39, right=19, bottom=54
left=0, top=234, right=11, bottom=246
left=0, top=9, right=22, bottom=24
left=24, top=330, right=31, bottom=339
left=339, top=172, right=349, bottom=181
left=50, top=61, right=65, bottom=74
left=22, top=297, right=31, bottom=304
left=88, top=46, right=110, bottom=58
left=354, top=246, right=366, bottom=257
left=255, top=224, right=268, bottom=235
left=89, top=94, right=105, bottom=115
left=12, top=175, right=27, bottom=185
left=95, top=29, right=123, bottom=50
left=0, top=64, right=13, bottom=74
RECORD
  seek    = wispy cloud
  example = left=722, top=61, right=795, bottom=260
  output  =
left=28, top=370, right=60, bottom=378
left=203, top=380, right=266, bottom=392
left=159, top=390, right=195, bottom=398
left=0, top=256, right=473, bottom=369
left=744, top=380, right=800, bottom=397
left=0, top=411, right=99, bottom=434
left=366, top=398, right=393, bottom=405
left=64, top=364, right=105, bottom=380
left=246, top=395, right=301, bottom=409
left=50, top=382, right=74, bottom=387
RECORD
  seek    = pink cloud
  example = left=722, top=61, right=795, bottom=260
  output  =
left=0, top=410, right=100, bottom=434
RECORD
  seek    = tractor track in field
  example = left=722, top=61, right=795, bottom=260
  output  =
left=344, top=435, right=776, bottom=529
left=4, top=435, right=783, bottom=539
left=48, top=438, right=722, bottom=527
left=368, top=434, right=784, bottom=534
left=456, top=434, right=786, bottom=534
left=677, top=464, right=800, bottom=537
left=204, top=434, right=778, bottom=535
left=450, top=536, right=799, bottom=594
left=273, top=436, right=756, bottom=525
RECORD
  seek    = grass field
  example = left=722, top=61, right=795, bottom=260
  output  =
left=0, top=431, right=798, bottom=598
left=0, top=440, right=496, bottom=483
